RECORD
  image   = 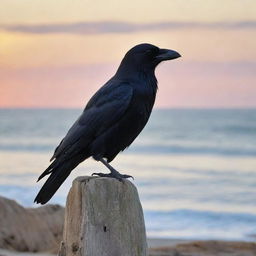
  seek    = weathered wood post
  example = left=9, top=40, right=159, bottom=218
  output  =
left=58, top=176, right=148, bottom=256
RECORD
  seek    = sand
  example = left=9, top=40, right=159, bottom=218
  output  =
left=148, top=238, right=256, bottom=256
left=1, top=238, right=256, bottom=256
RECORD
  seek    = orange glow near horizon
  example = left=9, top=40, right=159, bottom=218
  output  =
left=0, top=28, right=255, bottom=68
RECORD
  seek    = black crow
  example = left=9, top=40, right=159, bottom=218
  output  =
left=34, top=43, right=181, bottom=204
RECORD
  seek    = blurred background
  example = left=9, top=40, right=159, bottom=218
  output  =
left=0, top=0, right=256, bottom=241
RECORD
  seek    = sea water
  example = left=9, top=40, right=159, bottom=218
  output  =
left=0, top=108, right=256, bottom=241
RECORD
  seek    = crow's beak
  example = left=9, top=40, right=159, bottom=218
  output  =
left=156, top=49, right=181, bottom=61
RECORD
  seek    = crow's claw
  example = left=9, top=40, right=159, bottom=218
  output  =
left=121, top=174, right=134, bottom=180
left=92, top=172, right=112, bottom=178
left=92, top=172, right=134, bottom=181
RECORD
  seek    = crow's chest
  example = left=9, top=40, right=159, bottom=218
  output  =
left=132, top=85, right=156, bottom=116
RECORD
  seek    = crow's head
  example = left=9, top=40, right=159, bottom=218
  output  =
left=117, top=43, right=181, bottom=74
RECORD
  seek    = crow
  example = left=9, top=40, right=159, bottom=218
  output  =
left=34, top=43, right=181, bottom=204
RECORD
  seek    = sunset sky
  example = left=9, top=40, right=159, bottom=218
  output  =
left=0, top=0, right=255, bottom=108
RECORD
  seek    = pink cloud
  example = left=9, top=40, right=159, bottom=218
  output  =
left=1, top=21, right=256, bottom=35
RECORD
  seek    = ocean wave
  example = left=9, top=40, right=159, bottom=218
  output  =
left=214, top=125, right=256, bottom=135
left=144, top=209, right=256, bottom=240
left=128, top=144, right=256, bottom=156
left=145, top=209, right=256, bottom=225
left=1, top=142, right=256, bottom=157
left=0, top=143, right=54, bottom=152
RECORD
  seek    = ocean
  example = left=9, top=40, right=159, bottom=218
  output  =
left=0, top=108, right=256, bottom=241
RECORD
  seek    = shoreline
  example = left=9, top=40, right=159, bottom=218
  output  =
left=148, top=237, right=195, bottom=247
left=148, top=238, right=256, bottom=256
left=147, top=236, right=256, bottom=247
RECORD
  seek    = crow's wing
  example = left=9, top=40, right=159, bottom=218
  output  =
left=51, top=82, right=133, bottom=161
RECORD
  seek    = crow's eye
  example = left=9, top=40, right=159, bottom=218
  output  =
left=145, top=48, right=159, bottom=56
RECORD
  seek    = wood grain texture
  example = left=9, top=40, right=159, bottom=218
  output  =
left=59, top=176, right=148, bottom=256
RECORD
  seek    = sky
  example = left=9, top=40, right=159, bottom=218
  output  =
left=0, top=0, right=255, bottom=108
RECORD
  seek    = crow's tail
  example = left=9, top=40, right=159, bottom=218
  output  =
left=34, top=156, right=85, bottom=204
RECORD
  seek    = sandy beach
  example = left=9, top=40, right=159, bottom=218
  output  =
left=1, top=238, right=256, bottom=256
left=148, top=238, right=256, bottom=256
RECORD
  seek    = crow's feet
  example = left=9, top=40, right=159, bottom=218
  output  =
left=92, top=172, right=134, bottom=181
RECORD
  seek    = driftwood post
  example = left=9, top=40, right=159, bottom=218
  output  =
left=58, top=176, right=148, bottom=256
